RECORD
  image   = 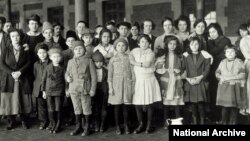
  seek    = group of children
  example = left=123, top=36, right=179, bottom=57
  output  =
left=0, top=14, right=249, bottom=138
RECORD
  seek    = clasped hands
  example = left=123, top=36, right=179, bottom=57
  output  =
left=186, top=75, right=203, bottom=85
left=11, top=71, right=21, bottom=81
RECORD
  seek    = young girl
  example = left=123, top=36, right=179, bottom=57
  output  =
left=93, top=28, right=115, bottom=64
left=108, top=38, right=133, bottom=135
left=216, top=46, right=247, bottom=125
left=42, top=47, right=65, bottom=133
left=182, top=37, right=211, bottom=125
left=65, top=41, right=97, bottom=136
left=155, top=35, right=184, bottom=129
left=130, top=34, right=162, bottom=134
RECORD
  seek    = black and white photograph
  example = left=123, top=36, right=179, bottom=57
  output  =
left=0, top=0, right=250, bottom=141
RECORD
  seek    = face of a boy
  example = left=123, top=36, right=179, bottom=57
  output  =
left=50, top=53, right=61, bottom=64
left=76, top=23, right=87, bottom=34
left=28, top=20, right=39, bottom=32
left=43, top=29, right=53, bottom=40
left=66, top=37, right=76, bottom=49
left=74, top=46, right=85, bottom=57
left=116, top=42, right=127, bottom=53
left=82, top=35, right=93, bottom=46
left=225, top=49, right=236, bottom=60
left=118, top=26, right=128, bottom=37
left=37, top=49, right=48, bottom=61
left=95, top=61, right=103, bottom=69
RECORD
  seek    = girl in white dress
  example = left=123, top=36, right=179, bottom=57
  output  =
left=130, top=34, right=161, bottom=134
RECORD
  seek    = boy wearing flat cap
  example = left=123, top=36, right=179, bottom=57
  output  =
left=65, top=41, right=97, bottom=137
left=91, top=51, right=109, bottom=133
left=81, top=29, right=94, bottom=57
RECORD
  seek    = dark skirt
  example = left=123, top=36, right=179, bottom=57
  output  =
left=0, top=81, right=32, bottom=115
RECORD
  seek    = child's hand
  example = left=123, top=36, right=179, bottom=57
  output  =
left=66, top=76, right=73, bottom=83
left=23, top=44, right=29, bottom=51
left=162, top=90, right=166, bottom=97
left=65, top=91, right=70, bottom=97
left=42, top=91, right=47, bottom=99
left=173, top=69, right=180, bottom=74
left=90, top=91, right=95, bottom=97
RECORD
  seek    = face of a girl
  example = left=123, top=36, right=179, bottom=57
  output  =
left=209, top=27, right=219, bottom=40
left=10, top=31, right=20, bottom=44
left=74, top=46, right=85, bottom=57
left=225, top=49, right=236, bottom=60
left=66, top=37, right=76, bottom=49
left=195, top=22, right=205, bottom=35
left=139, top=37, right=150, bottom=50
left=143, top=21, right=153, bottom=34
left=43, top=29, right=53, bottom=40
left=3, top=22, right=12, bottom=33
left=101, top=32, right=111, bottom=45
left=168, top=40, right=177, bottom=52
left=118, top=26, right=128, bottom=37
left=50, top=53, right=61, bottom=65
left=178, top=20, right=187, bottom=32
left=116, top=42, right=127, bottom=53
left=82, top=35, right=93, bottom=46
left=239, top=29, right=248, bottom=37
left=28, top=20, right=39, bottom=32
left=95, top=27, right=103, bottom=37
left=163, top=20, right=173, bottom=34
left=95, top=61, right=103, bottom=69
left=190, top=40, right=199, bottom=53
left=131, top=26, right=139, bottom=36
left=37, top=49, right=48, bottom=61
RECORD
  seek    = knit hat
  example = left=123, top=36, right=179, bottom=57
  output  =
left=66, top=30, right=77, bottom=39
left=113, top=38, right=129, bottom=51
left=82, top=28, right=94, bottom=37
left=72, top=41, right=86, bottom=51
left=26, top=14, right=42, bottom=27
left=42, top=21, right=53, bottom=32
left=92, top=50, right=105, bottom=62
left=48, top=47, right=62, bottom=56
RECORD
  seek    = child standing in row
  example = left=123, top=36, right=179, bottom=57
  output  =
left=65, top=41, right=97, bottom=136
left=155, top=35, right=184, bottom=129
left=91, top=51, right=109, bottom=132
left=42, top=47, right=65, bottom=133
left=182, top=37, right=211, bottom=125
left=216, top=46, right=247, bottom=125
left=108, top=38, right=133, bottom=135
left=82, top=29, right=94, bottom=57
left=130, top=35, right=162, bottom=134
left=33, top=44, right=50, bottom=130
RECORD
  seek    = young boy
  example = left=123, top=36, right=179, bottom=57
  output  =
left=65, top=41, right=97, bottom=136
left=81, top=29, right=94, bottom=57
left=36, top=21, right=61, bottom=51
left=62, top=30, right=77, bottom=126
left=91, top=51, right=109, bottom=133
left=42, top=47, right=65, bottom=133
left=33, top=43, right=50, bottom=130
left=116, top=21, right=131, bottom=53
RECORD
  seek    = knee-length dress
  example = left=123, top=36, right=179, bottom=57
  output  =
left=182, top=53, right=211, bottom=103
left=155, top=53, right=184, bottom=105
left=131, top=48, right=161, bottom=105
left=108, top=54, right=133, bottom=105
left=216, top=58, right=247, bottom=109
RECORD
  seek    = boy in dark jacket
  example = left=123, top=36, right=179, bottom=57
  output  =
left=33, top=43, right=50, bottom=130
left=42, top=47, right=65, bottom=133
left=92, top=51, right=109, bottom=133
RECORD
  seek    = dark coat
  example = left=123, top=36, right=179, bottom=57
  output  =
left=0, top=44, right=31, bottom=93
left=54, top=36, right=67, bottom=50
left=32, top=59, right=50, bottom=97
left=41, top=64, right=65, bottom=96
left=182, top=53, right=211, bottom=103
left=97, top=67, right=108, bottom=95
